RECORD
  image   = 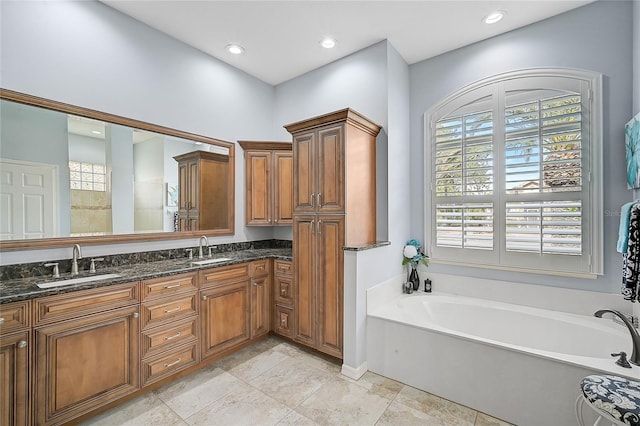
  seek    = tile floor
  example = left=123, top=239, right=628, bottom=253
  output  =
left=81, top=336, right=512, bottom=426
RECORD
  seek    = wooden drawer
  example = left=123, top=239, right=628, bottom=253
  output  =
left=250, top=259, right=270, bottom=277
left=274, top=259, right=292, bottom=276
left=199, top=263, right=250, bottom=288
left=274, top=274, right=294, bottom=305
left=274, top=304, right=294, bottom=338
left=141, top=342, right=199, bottom=387
left=142, top=272, right=197, bottom=301
left=141, top=294, right=197, bottom=330
left=0, top=300, right=30, bottom=335
left=141, top=316, right=198, bottom=358
left=33, top=282, right=140, bottom=326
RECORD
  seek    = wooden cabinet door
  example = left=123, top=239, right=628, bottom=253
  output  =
left=317, top=125, right=345, bottom=213
left=274, top=151, right=293, bottom=225
left=293, top=132, right=316, bottom=213
left=316, top=216, right=344, bottom=358
left=245, top=151, right=272, bottom=225
left=200, top=280, right=250, bottom=359
left=293, top=216, right=316, bottom=347
left=34, top=306, right=140, bottom=426
left=251, top=275, right=270, bottom=338
left=0, top=332, right=29, bottom=426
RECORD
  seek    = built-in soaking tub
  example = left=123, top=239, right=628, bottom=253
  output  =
left=366, top=293, right=640, bottom=426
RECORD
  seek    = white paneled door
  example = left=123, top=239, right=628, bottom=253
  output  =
left=0, top=160, right=57, bottom=240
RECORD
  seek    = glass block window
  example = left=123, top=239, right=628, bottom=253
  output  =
left=69, top=161, right=106, bottom=191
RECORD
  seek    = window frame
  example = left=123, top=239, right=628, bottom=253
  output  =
left=424, top=68, right=603, bottom=277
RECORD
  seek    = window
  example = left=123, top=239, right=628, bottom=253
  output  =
left=425, top=69, right=602, bottom=276
left=69, top=161, right=107, bottom=191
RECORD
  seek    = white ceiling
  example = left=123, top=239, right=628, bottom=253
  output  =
left=101, top=0, right=594, bottom=86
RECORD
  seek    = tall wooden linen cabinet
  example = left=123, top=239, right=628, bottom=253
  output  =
left=285, top=109, right=381, bottom=358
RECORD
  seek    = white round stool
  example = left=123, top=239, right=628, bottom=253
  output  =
left=576, top=375, right=640, bottom=426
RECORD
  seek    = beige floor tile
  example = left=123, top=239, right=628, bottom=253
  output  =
left=348, top=371, right=404, bottom=400
left=395, top=385, right=476, bottom=426
left=474, top=412, right=513, bottom=426
left=296, top=376, right=391, bottom=425
left=376, top=400, right=446, bottom=425
left=228, top=347, right=291, bottom=381
left=249, top=357, right=336, bottom=408
left=185, top=383, right=291, bottom=426
left=213, top=336, right=283, bottom=371
left=272, top=343, right=341, bottom=374
left=80, top=392, right=183, bottom=426
left=155, top=367, right=244, bottom=419
left=276, top=410, right=319, bottom=425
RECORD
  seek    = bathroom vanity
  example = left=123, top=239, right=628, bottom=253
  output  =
left=0, top=248, right=293, bottom=426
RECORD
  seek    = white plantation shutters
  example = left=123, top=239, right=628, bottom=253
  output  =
left=426, top=70, right=602, bottom=275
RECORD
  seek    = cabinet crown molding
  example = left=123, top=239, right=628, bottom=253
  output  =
left=283, top=108, right=382, bottom=136
left=238, top=141, right=292, bottom=151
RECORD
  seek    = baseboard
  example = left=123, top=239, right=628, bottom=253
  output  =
left=340, top=361, right=368, bottom=380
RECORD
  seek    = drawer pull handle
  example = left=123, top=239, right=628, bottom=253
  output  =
left=164, top=283, right=182, bottom=289
left=164, top=306, right=182, bottom=314
left=0, top=317, right=4, bottom=324
left=164, top=332, right=182, bottom=341
left=164, top=358, right=182, bottom=368
left=18, top=340, right=27, bottom=348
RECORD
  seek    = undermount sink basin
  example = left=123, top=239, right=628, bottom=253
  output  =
left=191, top=257, right=233, bottom=266
left=36, top=273, right=122, bottom=289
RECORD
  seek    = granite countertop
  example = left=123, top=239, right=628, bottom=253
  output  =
left=0, top=248, right=292, bottom=304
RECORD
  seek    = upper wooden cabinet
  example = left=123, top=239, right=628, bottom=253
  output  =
left=174, top=150, right=231, bottom=231
left=285, top=109, right=381, bottom=246
left=238, top=141, right=293, bottom=226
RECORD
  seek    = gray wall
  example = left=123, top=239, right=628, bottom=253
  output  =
left=409, top=0, right=634, bottom=293
left=0, top=0, right=277, bottom=263
left=635, top=0, right=640, bottom=113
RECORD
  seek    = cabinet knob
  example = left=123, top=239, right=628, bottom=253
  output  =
left=0, top=317, right=4, bottom=324
left=18, top=340, right=27, bottom=348
left=280, top=288, right=286, bottom=296
left=133, top=312, right=139, bottom=318
left=201, top=295, right=207, bottom=301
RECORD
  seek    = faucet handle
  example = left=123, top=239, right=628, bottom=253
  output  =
left=611, top=352, right=632, bottom=368
left=90, top=258, right=104, bottom=274
left=185, top=249, right=193, bottom=260
left=44, top=262, right=60, bottom=278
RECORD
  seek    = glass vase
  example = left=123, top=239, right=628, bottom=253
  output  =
left=408, top=264, right=420, bottom=291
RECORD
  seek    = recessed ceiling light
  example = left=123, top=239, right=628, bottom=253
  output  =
left=484, top=11, right=505, bottom=24
left=226, top=44, right=245, bottom=55
left=321, top=38, right=336, bottom=49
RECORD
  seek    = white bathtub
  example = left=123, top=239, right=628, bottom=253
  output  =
left=367, top=293, right=640, bottom=426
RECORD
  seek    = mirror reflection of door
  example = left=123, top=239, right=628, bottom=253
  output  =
left=0, top=160, right=57, bottom=239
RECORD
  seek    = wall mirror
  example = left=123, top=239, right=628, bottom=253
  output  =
left=0, top=89, right=235, bottom=250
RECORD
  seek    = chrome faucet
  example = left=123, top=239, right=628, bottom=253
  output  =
left=198, top=236, right=208, bottom=259
left=594, top=309, right=640, bottom=366
left=71, top=244, right=83, bottom=276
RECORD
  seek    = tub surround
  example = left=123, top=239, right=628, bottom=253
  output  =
left=366, top=277, right=634, bottom=425
left=0, top=240, right=291, bottom=303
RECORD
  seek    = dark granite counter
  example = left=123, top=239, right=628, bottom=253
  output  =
left=0, top=248, right=292, bottom=304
